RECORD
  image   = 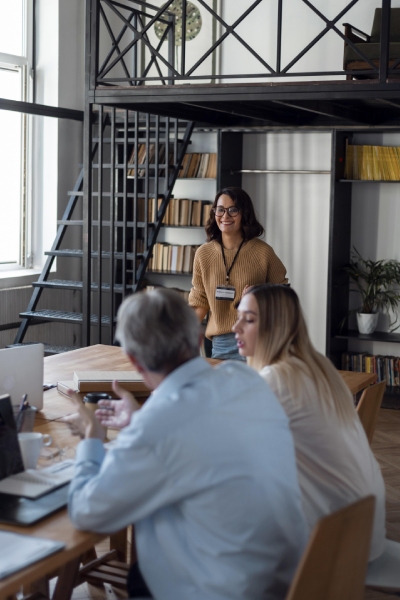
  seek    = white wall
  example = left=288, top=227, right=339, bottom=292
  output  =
left=34, top=0, right=84, bottom=275
left=242, top=132, right=332, bottom=353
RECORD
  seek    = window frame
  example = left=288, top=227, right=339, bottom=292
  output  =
left=0, top=0, right=34, bottom=274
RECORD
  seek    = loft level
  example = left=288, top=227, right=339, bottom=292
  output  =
left=88, top=80, right=400, bottom=129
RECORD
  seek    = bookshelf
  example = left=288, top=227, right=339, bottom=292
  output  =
left=327, top=129, right=400, bottom=406
left=144, top=129, right=243, bottom=294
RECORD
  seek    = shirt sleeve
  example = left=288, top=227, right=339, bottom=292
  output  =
left=188, top=249, right=210, bottom=310
left=266, top=248, right=288, bottom=285
left=68, top=426, right=172, bottom=533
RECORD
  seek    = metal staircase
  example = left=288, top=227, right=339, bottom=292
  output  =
left=14, top=110, right=194, bottom=352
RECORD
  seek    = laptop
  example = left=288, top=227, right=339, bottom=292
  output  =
left=0, top=395, right=72, bottom=525
left=0, top=344, right=44, bottom=410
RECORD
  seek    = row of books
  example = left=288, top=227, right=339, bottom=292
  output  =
left=178, top=153, right=217, bottom=179
left=147, top=243, right=200, bottom=274
left=345, top=144, right=400, bottom=181
left=133, top=197, right=212, bottom=226
left=342, top=352, right=400, bottom=387
left=145, top=285, right=189, bottom=302
left=127, top=144, right=169, bottom=177
left=163, top=198, right=212, bottom=227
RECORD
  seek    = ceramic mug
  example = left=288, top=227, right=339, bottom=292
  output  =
left=18, top=432, right=52, bottom=470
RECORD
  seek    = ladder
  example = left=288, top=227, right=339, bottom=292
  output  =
left=14, top=110, right=194, bottom=353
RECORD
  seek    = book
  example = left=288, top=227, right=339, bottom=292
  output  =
left=72, top=371, right=149, bottom=393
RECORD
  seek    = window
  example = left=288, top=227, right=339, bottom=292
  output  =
left=0, top=0, right=32, bottom=270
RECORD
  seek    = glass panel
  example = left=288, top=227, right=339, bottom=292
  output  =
left=0, top=0, right=24, bottom=56
left=0, top=68, right=23, bottom=264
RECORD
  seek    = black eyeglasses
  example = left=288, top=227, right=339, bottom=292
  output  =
left=213, top=206, right=240, bottom=217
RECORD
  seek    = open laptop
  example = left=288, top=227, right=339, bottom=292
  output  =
left=0, top=395, right=72, bottom=525
left=0, top=344, right=44, bottom=410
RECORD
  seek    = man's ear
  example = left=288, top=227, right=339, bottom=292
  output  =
left=127, top=353, right=144, bottom=374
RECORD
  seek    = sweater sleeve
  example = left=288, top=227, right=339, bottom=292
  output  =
left=266, top=247, right=288, bottom=284
left=188, top=248, right=210, bottom=310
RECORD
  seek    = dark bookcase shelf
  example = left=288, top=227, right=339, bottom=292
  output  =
left=339, top=179, right=400, bottom=183
left=334, top=330, right=400, bottom=344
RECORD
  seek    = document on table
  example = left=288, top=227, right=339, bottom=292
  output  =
left=0, top=531, right=65, bottom=579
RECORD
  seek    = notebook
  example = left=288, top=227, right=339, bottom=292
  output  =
left=0, top=344, right=44, bottom=410
left=0, top=395, right=72, bottom=525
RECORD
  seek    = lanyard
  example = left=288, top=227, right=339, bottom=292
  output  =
left=220, top=240, right=245, bottom=284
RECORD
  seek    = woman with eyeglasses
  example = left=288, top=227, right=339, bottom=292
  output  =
left=188, top=187, right=288, bottom=360
left=233, top=284, right=386, bottom=560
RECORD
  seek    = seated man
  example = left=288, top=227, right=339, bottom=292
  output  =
left=66, top=288, right=306, bottom=600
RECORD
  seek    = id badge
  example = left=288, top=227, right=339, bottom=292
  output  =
left=215, top=285, right=236, bottom=301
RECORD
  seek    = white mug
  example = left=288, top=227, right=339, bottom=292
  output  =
left=18, top=432, right=52, bottom=470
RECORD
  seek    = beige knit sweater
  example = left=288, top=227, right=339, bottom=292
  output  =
left=188, top=238, right=288, bottom=339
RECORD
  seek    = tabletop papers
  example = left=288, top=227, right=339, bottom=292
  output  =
left=0, top=530, right=65, bottom=579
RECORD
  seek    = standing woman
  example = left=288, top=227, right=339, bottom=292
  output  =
left=188, top=187, right=288, bottom=360
left=233, top=284, right=386, bottom=560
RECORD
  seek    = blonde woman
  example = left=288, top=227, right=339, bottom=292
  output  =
left=233, top=283, right=386, bottom=560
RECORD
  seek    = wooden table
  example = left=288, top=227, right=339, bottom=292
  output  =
left=0, top=345, right=145, bottom=600
left=0, top=345, right=378, bottom=600
left=338, top=370, right=377, bottom=396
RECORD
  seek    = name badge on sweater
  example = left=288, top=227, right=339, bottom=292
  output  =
left=215, top=285, right=236, bottom=301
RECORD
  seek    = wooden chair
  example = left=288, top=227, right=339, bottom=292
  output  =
left=286, top=496, right=375, bottom=600
left=356, top=380, right=386, bottom=445
left=343, top=8, right=400, bottom=79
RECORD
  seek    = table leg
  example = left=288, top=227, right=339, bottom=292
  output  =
left=110, top=529, right=127, bottom=562
left=52, top=557, right=81, bottom=600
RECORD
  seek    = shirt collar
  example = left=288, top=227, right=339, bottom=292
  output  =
left=151, top=356, right=211, bottom=401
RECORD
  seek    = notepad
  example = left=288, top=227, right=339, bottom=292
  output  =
left=0, top=531, right=65, bottom=579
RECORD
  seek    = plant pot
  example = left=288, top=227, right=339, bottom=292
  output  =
left=356, top=312, right=379, bottom=334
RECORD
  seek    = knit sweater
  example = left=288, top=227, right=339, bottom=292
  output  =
left=188, top=238, right=288, bottom=339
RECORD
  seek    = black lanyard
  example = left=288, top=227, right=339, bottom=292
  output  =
left=220, top=240, right=245, bottom=284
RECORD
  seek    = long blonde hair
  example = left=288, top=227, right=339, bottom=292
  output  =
left=246, top=284, right=357, bottom=424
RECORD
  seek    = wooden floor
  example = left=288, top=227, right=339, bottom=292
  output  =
left=49, top=408, right=400, bottom=600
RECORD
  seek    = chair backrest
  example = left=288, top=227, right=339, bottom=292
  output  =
left=356, top=380, right=386, bottom=445
left=286, top=496, right=375, bottom=600
left=371, top=8, right=400, bottom=43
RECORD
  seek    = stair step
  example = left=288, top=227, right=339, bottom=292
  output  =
left=68, top=190, right=165, bottom=199
left=7, top=342, right=79, bottom=356
left=20, top=310, right=114, bottom=325
left=32, top=280, right=126, bottom=292
left=57, top=220, right=156, bottom=228
left=44, top=250, right=144, bottom=260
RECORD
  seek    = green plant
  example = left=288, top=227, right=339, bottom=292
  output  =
left=343, top=248, right=400, bottom=332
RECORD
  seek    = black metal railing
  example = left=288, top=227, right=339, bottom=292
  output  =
left=88, top=0, right=398, bottom=87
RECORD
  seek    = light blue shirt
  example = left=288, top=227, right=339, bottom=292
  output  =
left=69, top=357, right=306, bottom=600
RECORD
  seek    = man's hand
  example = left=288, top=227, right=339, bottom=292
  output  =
left=95, top=381, right=141, bottom=430
left=62, top=390, right=106, bottom=441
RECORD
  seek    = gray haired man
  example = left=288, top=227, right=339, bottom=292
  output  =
left=66, top=288, right=306, bottom=600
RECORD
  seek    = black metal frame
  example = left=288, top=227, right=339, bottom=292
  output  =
left=88, top=0, right=397, bottom=86
left=82, top=107, right=194, bottom=345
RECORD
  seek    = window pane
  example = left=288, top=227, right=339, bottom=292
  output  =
left=0, top=69, right=22, bottom=264
left=0, top=0, right=24, bottom=56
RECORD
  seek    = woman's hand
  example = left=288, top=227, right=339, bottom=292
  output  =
left=241, top=285, right=252, bottom=297
left=95, top=380, right=141, bottom=430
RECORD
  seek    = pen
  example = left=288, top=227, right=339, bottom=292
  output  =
left=16, top=393, right=28, bottom=432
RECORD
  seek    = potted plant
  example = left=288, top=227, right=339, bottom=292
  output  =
left=343, top=248, right=400, bottom=334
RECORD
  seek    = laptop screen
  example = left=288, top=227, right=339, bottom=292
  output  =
left=0, top=395, right=24, bottom=480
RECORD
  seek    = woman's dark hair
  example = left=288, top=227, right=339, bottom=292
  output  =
left=205, top=187, right=264, bottom=242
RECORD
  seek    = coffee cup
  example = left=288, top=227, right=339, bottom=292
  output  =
left=83, top=393, right=112, bottom=440
left=18, top=432, right=52, bottom=470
